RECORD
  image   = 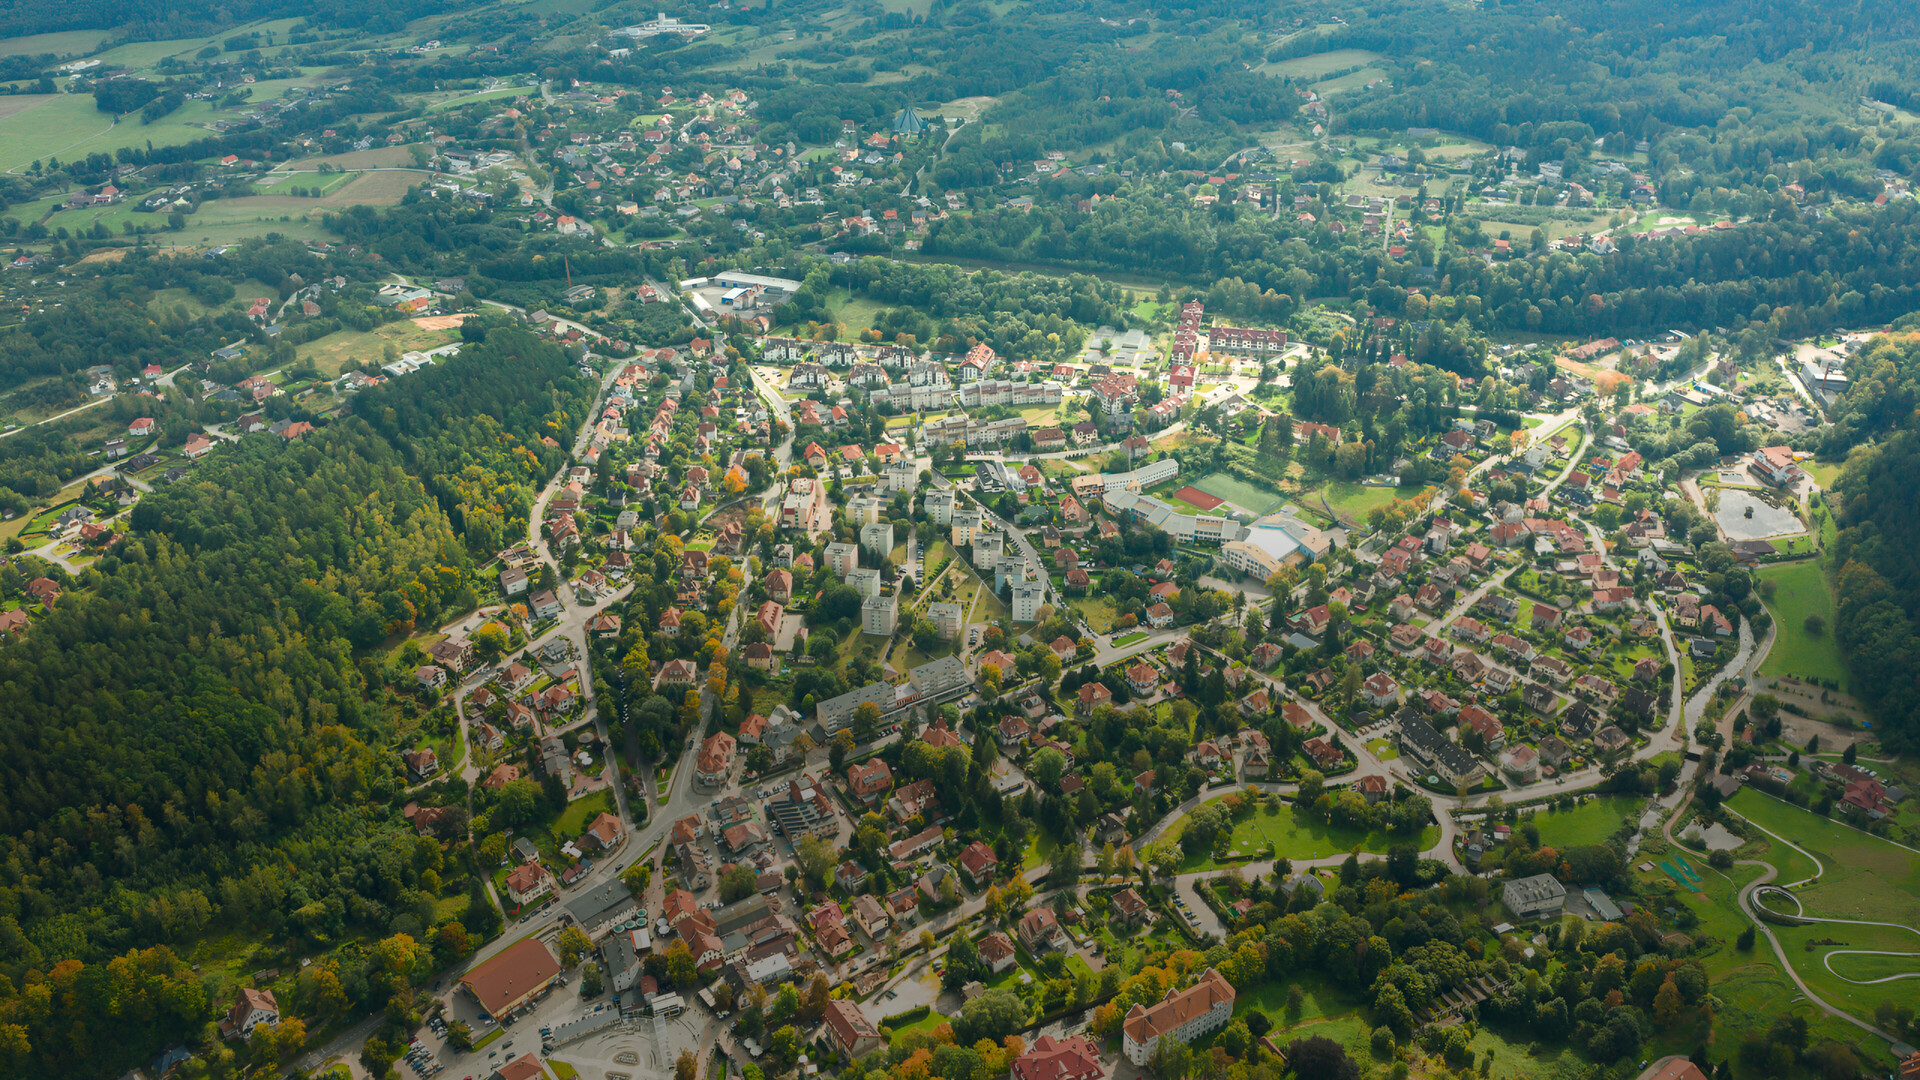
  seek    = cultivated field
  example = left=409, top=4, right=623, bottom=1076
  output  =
left=280, top=146, right=420, bottom=172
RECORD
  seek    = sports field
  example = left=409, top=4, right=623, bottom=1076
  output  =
left=1173, top=485, right=1225, bottom=511
left=1191, top=472, right=1285, bottom=515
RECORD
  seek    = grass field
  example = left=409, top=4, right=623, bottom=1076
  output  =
left=1225, top=973, right=1371, bottom=1062
left=258, top=170, right=358, bottom=196
left=1702, top=963, right=1892, bottom=1073
left=1190, top=472, right=1284, bottom=515
left=1068, top=595, right=1120, bottom=633
left=1167, top=795, right=1439, bottom=871
left=1258, top=48, right=1386, bottom=79
left=1621, top=849, right=1903, bottom=1073
left=1527, top=794, right=1644, bottom=848
left=424, top=85, right=538, bottom=113
left=0, top=94, right=242, bottom=174
left=1725, top=788, right=1920, bottom=924
left=1755, top=560, right=1848, bottom=692
left=1319, top=480, right=1427, bottom=518
left=145, top=287, right=219, bottom=319
left=295, top=321, right=461, bottom=377
left=0, top=30, right=112, bottom=56
left=825, top=288, right=887, bottom=333
left=1725, top=787, right=1920, bottom=1012
left=282, top=146, right=420, bottom=171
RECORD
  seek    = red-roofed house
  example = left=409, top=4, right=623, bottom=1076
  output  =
left=219, top=987, right=280, bottom=1040
left=823, top=998, right=884, bottom=1059
left=1013, top=1035, right=1105, bottom=1080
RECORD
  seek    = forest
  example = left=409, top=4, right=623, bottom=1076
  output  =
left=0, top=0, right=460, bottom=40
left=923, top=191, right=1920, bottom=342
left=0, top=239, right=353, bottom=391
left=1828, top=334, right=1920, bottom=751
left=0, top=334, right=587, bottom=1078
left=779, top=258, right=1130, bottom=359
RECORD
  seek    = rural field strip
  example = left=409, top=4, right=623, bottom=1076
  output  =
left=1730, top=805, right=1920, bottom=985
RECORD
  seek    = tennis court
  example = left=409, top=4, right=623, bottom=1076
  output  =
left=1191, top=473, right=1286, bottom=515
left=1173, top=486, right=1225, bottom=511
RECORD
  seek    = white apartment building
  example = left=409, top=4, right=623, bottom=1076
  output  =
left=951, top=508, right=983, bottom=547
left=1012, top=582, right=1047, bottom=624
left=862, top=592, right=899, bottom=637
left=924, top=488, right=956, bottom=525
left=972, top=530, right=1004, bottom=568
left=1121, top=968, right=1236, bottom=1066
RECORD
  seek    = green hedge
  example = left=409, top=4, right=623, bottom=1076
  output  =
left=880, top=1005, right=931, bottom=1028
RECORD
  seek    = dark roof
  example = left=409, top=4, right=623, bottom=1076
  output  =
left=1620, top=686, right=1657, bottom=718
left=1396, top=708, right=1479, bottom=777
left=564, top=879, right=637, bottom=927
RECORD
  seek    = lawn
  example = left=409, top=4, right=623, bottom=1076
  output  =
left=549, top=789, right=616, bottom=843
left=1364, top=738, right=1397, bottom=761
left=1754, top=560, right=1848, bottom=692
left=1526, top=794, right=1645, bottom=848
left=885, top=1007, right=947, bottom=1045
left=1112, top=631, right=1149, bottom=647
left=1802, top=461, right=1845, bottom=489
left=1021, top=829, right=1057, bottom=871
left=1166, top=795, right=1439, bottom=871
left=1190, top=472, right=1285, bottom=516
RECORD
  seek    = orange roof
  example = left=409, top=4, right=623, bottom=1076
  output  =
left=1122, top=968, right=1235, bottom=1043
left=459, top=938, right=559, bottom=1016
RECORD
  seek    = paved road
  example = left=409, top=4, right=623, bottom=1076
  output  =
left=0, top=396, right=110, bottom=438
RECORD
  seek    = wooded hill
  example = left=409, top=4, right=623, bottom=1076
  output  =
left=0, top=329, right=590, bottom=1078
